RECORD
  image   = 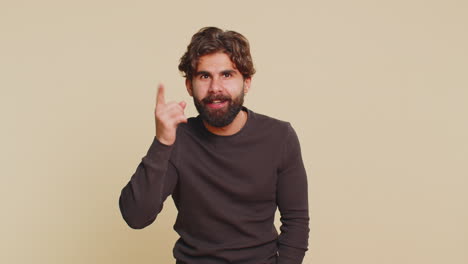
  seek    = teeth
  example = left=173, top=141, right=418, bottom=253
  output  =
left=212, top=100, right=221, bottom=103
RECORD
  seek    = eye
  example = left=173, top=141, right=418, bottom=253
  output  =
left=200, top=74, right=210, bottom=79
left=223, top=72, right=232, bottom=78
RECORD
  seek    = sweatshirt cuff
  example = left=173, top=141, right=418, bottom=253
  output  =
left=145, top=136, right=174, bottom=161
left=278, top=244, right=306, bottom=264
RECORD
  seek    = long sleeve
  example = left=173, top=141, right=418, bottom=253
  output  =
left=276, top=124, right=310, bottom=263
left=119, top=136, right=178, bottom=229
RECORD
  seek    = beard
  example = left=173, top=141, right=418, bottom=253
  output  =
left=194, top=90, right=245, bottom=128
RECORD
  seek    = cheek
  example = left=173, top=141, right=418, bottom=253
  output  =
left=191, top=83, right=207, bottom=98
left=226, top=80, right=245, bottom=94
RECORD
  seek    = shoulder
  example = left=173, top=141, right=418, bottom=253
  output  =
left=247, top=108, right=293, bottom=136
left=167, top=116, right=203, bottom=163
left=247, top=109, right=302, bottom=153
left=175, top=116, right=202, bottom=135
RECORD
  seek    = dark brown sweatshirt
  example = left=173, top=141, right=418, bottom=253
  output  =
left=119, top=107, right=309, bottom=264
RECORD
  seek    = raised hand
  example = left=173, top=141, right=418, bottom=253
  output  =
left=154, top=84, right=187, bottom=145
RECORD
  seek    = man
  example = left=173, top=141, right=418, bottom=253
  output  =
left=119, top=27, right=309, bottom=264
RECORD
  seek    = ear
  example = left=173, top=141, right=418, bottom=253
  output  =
left=243, top=77, right=252, bottom=94
left=185, top=78, right=193, bottom=96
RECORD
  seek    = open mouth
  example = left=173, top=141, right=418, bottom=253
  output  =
left=206, top=99, right=228, bottom=109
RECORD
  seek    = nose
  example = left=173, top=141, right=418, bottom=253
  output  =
left=208, top=76, right=222, bottom=93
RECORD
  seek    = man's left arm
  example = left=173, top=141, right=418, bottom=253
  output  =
left=276, top=123, right=310, bottom=264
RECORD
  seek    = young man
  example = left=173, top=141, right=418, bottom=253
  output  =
left=119, top=27, right=309, bottom=264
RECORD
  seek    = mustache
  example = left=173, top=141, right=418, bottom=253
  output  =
left=201, top=94, right=231, bottom=104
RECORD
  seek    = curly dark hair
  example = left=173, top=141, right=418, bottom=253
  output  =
left=178, top=27, right=256, bottom=80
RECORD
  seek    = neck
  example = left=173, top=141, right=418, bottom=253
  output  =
left=203, top=109, right=248, bottom=136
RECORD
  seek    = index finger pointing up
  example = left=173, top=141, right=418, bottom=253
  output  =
left=156, top=84, right=166, bottom=106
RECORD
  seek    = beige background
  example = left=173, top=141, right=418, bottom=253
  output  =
left=1, top=0, right=467, bottom=263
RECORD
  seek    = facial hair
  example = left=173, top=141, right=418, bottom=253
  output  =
left=194, top=88, right=245, bottom=128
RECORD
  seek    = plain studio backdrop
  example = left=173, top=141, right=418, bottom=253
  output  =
left=1, top=1, right=467, bottom=263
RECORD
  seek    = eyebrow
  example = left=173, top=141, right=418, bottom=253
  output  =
left=194, top=69, right=237, bottom=77
left=221, top=70, right=236, bottom=76
left=194, top=71, right=211, bottom=77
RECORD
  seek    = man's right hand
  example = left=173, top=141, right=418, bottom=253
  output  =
left=155, top=84, right=187, bottom=145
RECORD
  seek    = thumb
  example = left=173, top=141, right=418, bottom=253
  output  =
left=179, top=101, right=187, bottom=110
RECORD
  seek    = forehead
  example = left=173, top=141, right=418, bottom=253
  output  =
left=196, top=52, right=238, bottom=72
